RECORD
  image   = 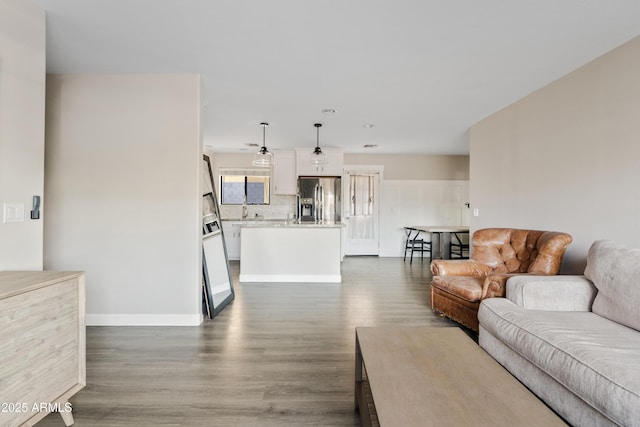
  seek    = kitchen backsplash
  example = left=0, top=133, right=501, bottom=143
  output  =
left=219, top=194, right=297, bottom=220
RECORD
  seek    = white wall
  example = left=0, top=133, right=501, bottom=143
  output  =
left=0, top=0, right=46, bottom=270
left=44, top=74, right=203, bottom=325
left=380, top=180, right=469, bottom=257
left=470, top=36, right=640, bottom=273
left=344, top=154, right=469, bottom=180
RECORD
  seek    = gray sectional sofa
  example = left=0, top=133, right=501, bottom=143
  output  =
left=478, top=240, right=640, bottom=426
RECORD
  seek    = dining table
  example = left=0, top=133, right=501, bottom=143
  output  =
left=410, top=225, right=470, bottom=260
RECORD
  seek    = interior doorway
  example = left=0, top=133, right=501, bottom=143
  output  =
left=343, top=166, right=382, bottom=255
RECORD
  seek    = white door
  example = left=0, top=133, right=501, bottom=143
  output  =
left=344, top=170, right=380, bottom=255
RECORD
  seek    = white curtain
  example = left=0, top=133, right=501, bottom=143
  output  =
left=349, top=174, right=375, bottom=239
left=350, top=175, right=374, bottom=216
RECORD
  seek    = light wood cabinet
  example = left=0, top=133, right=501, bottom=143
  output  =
left=0, top=271, right=85, bottom=427
left=296, top=148, right=344, bottom=177
left=272, top=150, right=297, bottom=195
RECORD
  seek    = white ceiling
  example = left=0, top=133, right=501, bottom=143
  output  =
left=34, top=0, right=640, bottom=155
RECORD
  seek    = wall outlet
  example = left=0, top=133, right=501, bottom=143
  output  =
left=473, top=208, right=479, bottom=217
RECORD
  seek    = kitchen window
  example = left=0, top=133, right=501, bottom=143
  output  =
left=220, top=169, right=270, bottom=205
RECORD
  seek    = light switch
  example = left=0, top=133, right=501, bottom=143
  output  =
left=473, top=209, right=480, bottom=217
left=3, top=203, right=25, bottom=223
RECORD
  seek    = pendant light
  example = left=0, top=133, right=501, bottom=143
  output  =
left=251, top=122, right=273, bottom=167
left=310, top=123, right=328, bottom=165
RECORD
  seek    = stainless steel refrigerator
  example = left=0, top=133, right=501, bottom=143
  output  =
left=297, top=177, right=341, bottom=223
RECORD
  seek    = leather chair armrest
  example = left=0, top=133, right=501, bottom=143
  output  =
left=430, top=260, right=492, bottom=276
left=482, top=272, right=556, bottom=299
left=481, top=274, right=510, bottom=299
left=481, top=273, right=534, bottom=299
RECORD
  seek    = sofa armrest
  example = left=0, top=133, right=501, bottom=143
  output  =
left=506, top=275, right=597, bottom=311
left=430, top=260, right=492, bottom=276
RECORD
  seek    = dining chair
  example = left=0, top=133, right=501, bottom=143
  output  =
left=403, top=227, right=432, bottom=264
left=449, top=232, right=470, bottom=259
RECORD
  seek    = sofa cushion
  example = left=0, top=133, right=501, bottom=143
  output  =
left=479, top=298, right=640, bottom=426
left=584, top=240, right=640, bottom=332
left=430, top=275, right=483, bottom=301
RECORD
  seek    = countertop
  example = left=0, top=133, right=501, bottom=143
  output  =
left=222, top=218, right=286, bottom=223
left=0, top=271, right=84, bottom=300
left=223, top=219, right=344, bottom=228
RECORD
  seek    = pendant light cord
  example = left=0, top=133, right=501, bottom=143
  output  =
left=262, top=122, right=267, bottom=149
left=260, top=122, right=269, bottom=154
left=314, top=123, right=323, bottom=154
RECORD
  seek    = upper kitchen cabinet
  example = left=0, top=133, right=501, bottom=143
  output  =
left=295, top=148, right=344, bottom=177
left=272, top=150, right=297, bottom=195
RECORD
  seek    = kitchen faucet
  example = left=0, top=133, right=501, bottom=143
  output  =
left=242, top=195, right=248, bottom=219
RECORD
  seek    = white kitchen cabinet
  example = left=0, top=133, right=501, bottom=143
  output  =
left=221, top=221, right=241, bottom=260
left=296, top=148, right=343, bottom=177
left=240, top=225, right=342, bottom=283
left=272, top=150, right=297, bottom=195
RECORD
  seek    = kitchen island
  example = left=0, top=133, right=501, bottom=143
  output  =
left=239, top=222, right=343, bottom=283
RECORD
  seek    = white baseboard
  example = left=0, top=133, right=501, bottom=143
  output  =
left=86, top=314, right=203, bottom=326
left=239, top=274, right=341, bottom=283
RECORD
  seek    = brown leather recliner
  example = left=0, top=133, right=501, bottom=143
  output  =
left=429, top=228, right=573, bottom=331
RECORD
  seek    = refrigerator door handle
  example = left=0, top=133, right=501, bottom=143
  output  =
left=314, top=184, right=319, bottom=222
left=319, top=185, right=324, bottom=222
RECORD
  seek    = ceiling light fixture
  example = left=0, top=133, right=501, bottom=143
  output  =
left=251, top=122, right=273, bottom=167
left=310, top=123, right=329, bottom=165
left=363, top=123, right=375, bottom=128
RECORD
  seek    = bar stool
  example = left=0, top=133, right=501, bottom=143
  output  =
left=404, top=227, right=432, bottom=264
left=449, top=232, right=470, bottom=259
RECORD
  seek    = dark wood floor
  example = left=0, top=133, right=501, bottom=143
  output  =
left=40, top=257, right=460, bottom=426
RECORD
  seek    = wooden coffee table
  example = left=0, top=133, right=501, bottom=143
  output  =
left=355, top=327, right=566, bottom=427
